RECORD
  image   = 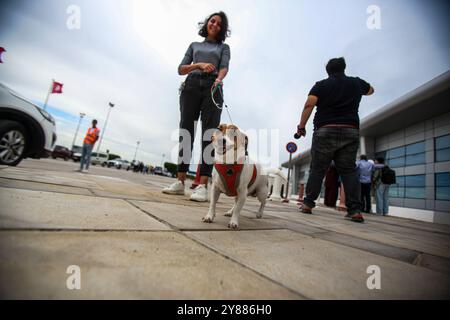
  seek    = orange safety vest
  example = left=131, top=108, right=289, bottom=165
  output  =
left=83, top=127, right=100, bottom=145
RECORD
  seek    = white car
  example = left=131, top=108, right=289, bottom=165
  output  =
left=115, top=159, right=131, bottom=170
left=90, top=152, right=108, bottom=166
left=0, top=83, right=57, bottom=166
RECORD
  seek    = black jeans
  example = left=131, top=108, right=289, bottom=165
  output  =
left=303, top=127, right=362, bottom=215
left=360, top=183, right=372, bottom=213
left=178, top=74, right=223, bottom=177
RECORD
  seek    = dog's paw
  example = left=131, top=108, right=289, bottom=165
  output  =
left=228, top=221, right=239, bottom=230
left=202, top=215, right=214, bottom=223
left=256, top=213, right=263, bottom=219
left=224, top=208, right=233, bottom=217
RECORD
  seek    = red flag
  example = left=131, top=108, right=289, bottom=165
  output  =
left=52, top=81, right=63, bottom=94
left=0, top=47, right=5, bottom=63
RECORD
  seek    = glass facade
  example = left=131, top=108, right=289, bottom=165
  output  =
left=435, top=135, right=450, bottom=162
left=377, top=141, right=426, bottom=168
left=389, top=175, right=426, bottom=199
left=436, top=173, right=450, bottom=201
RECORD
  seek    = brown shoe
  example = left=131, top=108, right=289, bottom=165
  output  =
left=300, top=205, right=312, bottom=214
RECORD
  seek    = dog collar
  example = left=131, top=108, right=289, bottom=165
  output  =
left=214, top=164, right=257, bottom=197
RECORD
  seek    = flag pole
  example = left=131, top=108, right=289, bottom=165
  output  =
left=43, top=79, right=54, bottom=111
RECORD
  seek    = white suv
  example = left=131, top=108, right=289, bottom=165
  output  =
left=0, top=83, right=57, bottom=166
left=90, top=152, right=108, bottom=166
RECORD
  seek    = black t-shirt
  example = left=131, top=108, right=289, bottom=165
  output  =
left=309, top=73, right=371, bottom=130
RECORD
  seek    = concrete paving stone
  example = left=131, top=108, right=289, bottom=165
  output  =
left=415, top=253, right=450, bottom=276
left=317, top=205, right=450, bottom=236
left=0, top=168, right=100, bottom=189
left=92, top=189, right=235, bottom=208
left=89, top=189, right=153, bottom=201
left=0, top=178, right=93, bottom=196
left=186, top=229, right=450, bottom=299
left=325, top=221, right=450, bottom=259
left=130, top=200, right=284, bottom=230
left=0, top=188, right=169, bottom=231
left=265, top=210, right=450, bottom=259
left=256, top=217, right=328, bottom=236
left=0, top=231, right=302, bottom=299
left=316, top=232, right=419, bottom=264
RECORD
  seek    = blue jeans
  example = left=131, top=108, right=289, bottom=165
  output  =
left=80, top=143, right=94, bottom=170
left=303, top=127, right=362, bottom=215
left=375, top=184, right=389, bottom=215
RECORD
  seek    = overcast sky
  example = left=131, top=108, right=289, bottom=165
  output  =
left=1, top=0, right=449, bottom=169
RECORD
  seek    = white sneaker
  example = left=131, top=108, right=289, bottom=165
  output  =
left=82, top=169, right=89, bottom=173
left=190, top=185, right=208, bottom=202
left=162, top=181, right=185, bottom=195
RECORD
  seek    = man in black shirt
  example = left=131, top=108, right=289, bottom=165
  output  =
left=296, top=57, right=374, bottom=223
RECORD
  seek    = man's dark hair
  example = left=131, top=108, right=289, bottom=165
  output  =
left=360, top=155, right=368, bottom=161
left=376, top=157, right=385, bottom=164
left=92, top=119, right=97, bottom=125
left=198, top=11, right=230, bottom=44
left=326, top=57, right=346, bottom=75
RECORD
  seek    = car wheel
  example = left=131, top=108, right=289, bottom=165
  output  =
left=64, top=157, right=68, bottom=161
left=0, top=120, right=27, bottom=166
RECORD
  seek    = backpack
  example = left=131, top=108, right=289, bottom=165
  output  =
left=381, top=166, right=396, bottom=185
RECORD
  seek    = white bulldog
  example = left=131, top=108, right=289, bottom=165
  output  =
left=202, top=124, right=268, bottom=229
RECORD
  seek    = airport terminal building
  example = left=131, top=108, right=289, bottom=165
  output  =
left=282, top=71, right=450, bottom=224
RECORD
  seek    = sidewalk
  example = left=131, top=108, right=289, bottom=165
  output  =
left=0, top=159, right=449, bottom=299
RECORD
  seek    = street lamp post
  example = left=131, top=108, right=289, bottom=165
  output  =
left=96, top=102, right=115, bottom=155
left=161, top=153, right=165, bottom=168
left=71, top=112, right=85, bottom=150
left=133, top=141, right=140, bottom=161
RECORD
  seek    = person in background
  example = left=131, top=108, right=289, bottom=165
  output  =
left=296, top=57, right=374, bottom=223
left=78, top=119, right=100, bottom=173
left=372, top=157, right=390, bottom=215
left=357, top=155, right=374, bottom=213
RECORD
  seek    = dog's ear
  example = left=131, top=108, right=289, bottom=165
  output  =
left=218, top=124, right=228, bottom=133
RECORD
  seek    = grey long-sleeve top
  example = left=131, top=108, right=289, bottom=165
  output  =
left=178, top=40, right=231, bottom=75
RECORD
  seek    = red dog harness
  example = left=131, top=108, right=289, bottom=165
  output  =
left=214, top=164, right=257, bottom=197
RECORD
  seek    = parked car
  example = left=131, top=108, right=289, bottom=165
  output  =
left=90, top=152, right=108, bottom=166
left=71, top=145, right=82, bottom=162
left=0, top=83, right=57, bottom=166
left=115, top=159, right=131, bottom=170
left=162, top=169, right=173, bottom=177
left=51, top=145, right=72, bottom=161
left=106, top=158, right=120, bottom=168
left=153, top=166, right=163, bottom=175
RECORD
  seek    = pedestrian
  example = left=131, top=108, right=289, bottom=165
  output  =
left=372, top=157, right=391, bottom=215
left=357, top=155, right=374, bottom=213
left=162, top=11, right=231, bottom=202
left=78, top=119, right=100, bottom=173
left=296, top=57, right=374, bottom=223
left=324, top=162, right=339, bottom=208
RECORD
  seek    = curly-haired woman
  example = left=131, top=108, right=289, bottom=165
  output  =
left=163, top=11, right=231, bottom=202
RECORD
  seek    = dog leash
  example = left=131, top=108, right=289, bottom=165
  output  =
left=211, top=83, right=234, bottom=125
